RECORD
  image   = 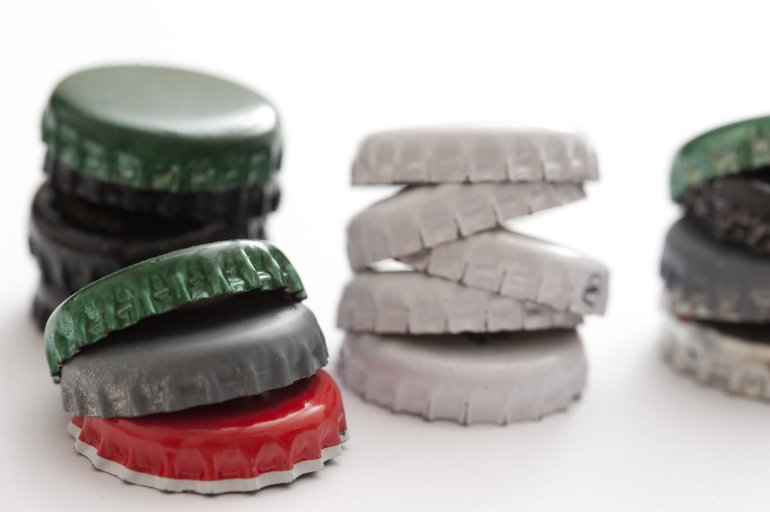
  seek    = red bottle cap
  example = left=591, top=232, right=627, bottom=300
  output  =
left=68, top=369, right=347, bottom=494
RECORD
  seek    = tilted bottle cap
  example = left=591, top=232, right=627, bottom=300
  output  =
left=42, top=65, right=282, bottom=194
left=338, top=271, right=581, bottom=334
left=678, top=170, right=770, bottom=255
left=339, top=330, right=586, bottom=425
left=661, top=313, right=770, bottom=401
left=352, top=124, right=598, bottom=185
left=661, top=216, right=770, bottom=323
left=68, top=370, right=347, bottom=494
left=61, top=300, right=328, bottom=417
left=401, top=229, right=609, bottom=316
left=347, top=181, right=585, bottom=269
left=671, top=116, right=770, bottom=200
left=45, top=240, right=305, bottom=379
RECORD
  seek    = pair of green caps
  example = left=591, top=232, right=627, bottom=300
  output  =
left=43, top=65, right=282, bottom=195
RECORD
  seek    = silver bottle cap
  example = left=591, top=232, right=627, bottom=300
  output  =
left=347, top=181, right=585, bottom=269
left=402, top=229, right=608, bottom=315
left=338, top=271, right=581, bottom=334
left=339, top=329, right=586, bottom=425
left=352, top=125, right=598, bottom=185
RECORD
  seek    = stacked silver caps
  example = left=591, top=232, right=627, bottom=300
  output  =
left=338, top=125, right=609, bottom=425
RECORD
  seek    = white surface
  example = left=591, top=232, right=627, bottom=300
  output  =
left=2, top=1, right=770, bottom=511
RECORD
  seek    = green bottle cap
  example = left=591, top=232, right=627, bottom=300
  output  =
left=44, top=240, right=305, bottom=379
left=671, top=116, right=770, bottom=200
left=42, top=65, right=282, bottom=194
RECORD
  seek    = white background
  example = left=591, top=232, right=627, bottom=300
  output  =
left=2, top=1, right=770, bottom=510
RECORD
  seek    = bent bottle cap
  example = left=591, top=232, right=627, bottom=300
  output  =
left=339, top=330, right=586, bottom=425
left=671, top=116, right=770, bottom=200
left=661, top=313, right=770, bottom=401
left=661, top=216, right=770, bottom=323
left=68, top=370, right=347, bottom=494
left=401, top=229, right=609, bottom=316
left=61, top=301, right=328, bottom=417
left=42, top=65, right=282, bottom=194
left=338, top=271, right=582, bottom=334
left=352, top=124, right=598, bottom=185
left=45, top=240, right=305, bottom=379
left=347, top=181, right=585, bottom=269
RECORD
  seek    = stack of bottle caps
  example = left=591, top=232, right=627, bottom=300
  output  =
left=662, top=116, right=770, bottom=400
left=337, top=126, right=609, bottom=424
left=29, top=65, right=282, bottom=328
left=45, top=240, right=347, bottom=494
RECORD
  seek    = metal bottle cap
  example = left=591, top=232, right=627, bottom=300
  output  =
left=352, top=125, right=598, bottom=185
left=347, top=181, right=585, bottom=269
left=68, top=370, right=347, bottom=494
left=671, top=115, right=770, bottom=200
left=339, top=329, right=586, bottom=425
left=29, top=182, right=268, bottom=293
left=661, top=313, right=770, bottom=401
left=60, top=300, right=328, bottom=417
left=43, top=65, right=282, bottom=194
left=338, top=271, right=581, bottom=334
left=679, top=170, right=770, bottom=255
left=401, top=229, right=609, bottom=315
left=661, top=215, right=770, bottom=322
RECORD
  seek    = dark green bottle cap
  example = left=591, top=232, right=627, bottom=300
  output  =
left=44, top=240, right=305, bottom=379
left=42, top=65, right=282, bottom=194
left=671, top=116, right=770, bottom=200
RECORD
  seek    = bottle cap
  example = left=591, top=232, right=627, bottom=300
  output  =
left=678, top=170, right=770, bottom=255
left=338, top=271, right=581, bottom=334
left=43, top=65, right=282, bottom=195
left=352, top=124, right=598, bottom=185
left=661, top=216, right=770, bottom=322
left=29, top=182, right=267, bottom=293
left=401, top=229, right=609, bottom=315
left=61, top=301, right=327, bottom=417
left=670, top=115, right=770, bottom=200
left=661, top=313, right=770, bottom=401
left=43, top=152, right=281, bottom=222
left=339, top=330, right=586, bottom=425
left=347, top=181, right=585, bottom=269
left=45, top=240, right=305, bottom=379
left=68, top=370, right=347, bottom=494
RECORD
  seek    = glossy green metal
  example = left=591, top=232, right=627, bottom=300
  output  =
left=671, top=116, right=770, bottom=200
left=44, top=240, right=305, bottom=379
left=42, top=65, right=282, bottom=193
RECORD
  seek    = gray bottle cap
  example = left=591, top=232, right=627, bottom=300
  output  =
left=661, top=313, right=770, bottom=401
left=352, top=125, right=598, bottom=185
left=401, top=229, right=608, bottom=315
left=661, top=216, right=770, bottom=322
left=338, top=271, right=582, bottom=334
left=60, top=298, right=328, bottom=417
left=339, top=329, right=586, bottom=425
left=347, top=181, right=585, bottom=269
